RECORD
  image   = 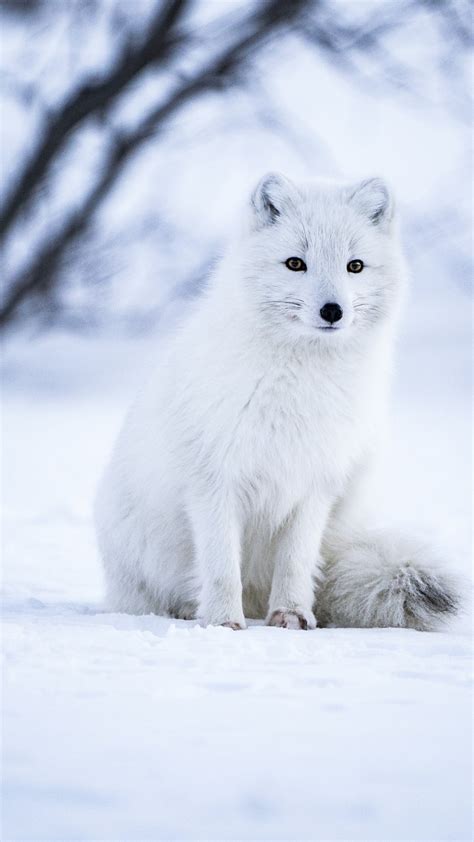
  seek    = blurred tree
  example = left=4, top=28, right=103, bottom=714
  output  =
left=0, top=0, right=471, bottom=330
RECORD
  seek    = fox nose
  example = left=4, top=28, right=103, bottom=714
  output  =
left=320, top=302, right=343, bottom=324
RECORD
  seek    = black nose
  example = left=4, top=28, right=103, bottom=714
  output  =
left=320, top=302, right=343, bottom=324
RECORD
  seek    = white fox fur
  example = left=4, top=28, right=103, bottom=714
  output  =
left=95, top=173, right=459, bottom=630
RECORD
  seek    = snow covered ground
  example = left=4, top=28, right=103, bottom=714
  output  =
left=2, top=306, right=472, bottom=841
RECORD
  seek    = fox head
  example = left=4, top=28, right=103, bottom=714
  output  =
left=238, top=172, right=406, bottom=344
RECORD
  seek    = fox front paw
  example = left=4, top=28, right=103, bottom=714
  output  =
left=266, top=608, right=316, bottom=630
left=200, top=592, right=246, bottom=630
left=221, top=621, right=246, bottom=630
left=201, top=612, right=247, bottom=630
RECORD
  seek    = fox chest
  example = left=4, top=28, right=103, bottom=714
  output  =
left=228, top=368, right=368, bottom=515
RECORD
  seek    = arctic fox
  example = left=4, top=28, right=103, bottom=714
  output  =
left=95, top=173, right=459, bottom=630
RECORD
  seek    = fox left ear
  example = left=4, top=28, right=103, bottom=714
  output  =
left=251, top=172, right=298, bottom=227
left=348, top=177, right=394, bottom=228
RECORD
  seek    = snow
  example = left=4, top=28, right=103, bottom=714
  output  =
left=3, top=607, right=471, bottom=841
left=2, top=311, right=472, bottom=841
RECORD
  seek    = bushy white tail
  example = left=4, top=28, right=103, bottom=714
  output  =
left=318, top=527, right=461, bottom=630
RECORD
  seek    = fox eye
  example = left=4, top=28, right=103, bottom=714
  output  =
left=347, top=259, right=364, bottom=273
left=285, top=257, right=307, bottom=272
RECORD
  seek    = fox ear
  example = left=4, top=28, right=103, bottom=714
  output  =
left=349, top=177, right=394, bottom=228
left=251, top=172, right=297, bottom=226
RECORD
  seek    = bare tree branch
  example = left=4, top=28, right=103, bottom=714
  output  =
left=0, top=0, right=313, bottom=328
left=0, top=0, right=190, bottom=238
left=1, top=0, right=470, bottom=331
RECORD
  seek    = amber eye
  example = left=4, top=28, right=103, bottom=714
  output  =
left=347, top=259, right=364, bottom=273
left=285, top=257, right=307, bottom=272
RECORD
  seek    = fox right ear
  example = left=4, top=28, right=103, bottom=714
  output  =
left=348, top=177, right=394, bottom=228
left=251, top=172, right=297, bottom=226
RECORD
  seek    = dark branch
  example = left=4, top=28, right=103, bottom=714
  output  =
left=0, top=0, right=190, bottom=239
left=0, top=0, right=313, bottom=328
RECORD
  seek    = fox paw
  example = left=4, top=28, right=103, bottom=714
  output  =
left=266, top=608, right=316, bottom=630
left=221, top=621, right=246, bottom=631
